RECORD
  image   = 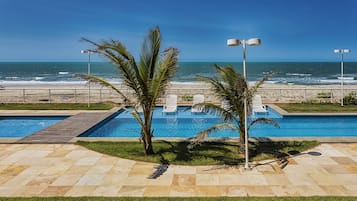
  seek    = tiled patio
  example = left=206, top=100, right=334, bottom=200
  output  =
left=0, top=143, right=356, bottom=197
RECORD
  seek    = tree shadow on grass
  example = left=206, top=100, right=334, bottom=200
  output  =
left=155, top=140, right=244, bottom=165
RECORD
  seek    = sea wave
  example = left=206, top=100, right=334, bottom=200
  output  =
left=0, top=80, right=88, bottom=86
left=58, top=71, right=69, bottom=75
left=286, top=73, right=312, bottom=77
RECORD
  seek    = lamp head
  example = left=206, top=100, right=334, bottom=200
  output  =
left=227, top=39, right=241, bottom=46
left=81, top=50, right=88, bottom=54
left=343, top=49, right=351, bottom=53
left=246, top=38, right=261, bottom=46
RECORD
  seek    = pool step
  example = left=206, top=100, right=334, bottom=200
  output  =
left=16, top=107, right=120, bottom=144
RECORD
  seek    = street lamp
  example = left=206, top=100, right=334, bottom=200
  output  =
left=334, top=49, right=351, bottom=106
left=81, top=49, right=97, bottom=107
left=227, top=38, right=261, bottom=170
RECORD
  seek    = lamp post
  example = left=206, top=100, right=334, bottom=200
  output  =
left=334, top=49, right=351, bottom=106
left=227, top=38, right=261, bottom=170
left=81, top=49, right=97, bottom=107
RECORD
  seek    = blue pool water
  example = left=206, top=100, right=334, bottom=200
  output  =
left=0, top=116, right=66, bottom=137
left=81, top=107, right=357, bottom=138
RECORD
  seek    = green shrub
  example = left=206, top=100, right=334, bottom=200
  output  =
left=181, top=95, right=193, bottom=101
left=343, top=91, right=357, bottom=105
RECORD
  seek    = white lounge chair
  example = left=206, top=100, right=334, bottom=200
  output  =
left=163, top=95, right=177, bottom=113
left=191, top=94, right=205, bottom=113
left=252, top=95, right=267, bottom=113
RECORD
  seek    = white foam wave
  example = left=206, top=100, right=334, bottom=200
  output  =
left=0, top=80, right=88, bottom=86
left=286, top=73, right=312, bottom=77
left=58, top=72, right=69, bottom=75
left=35, top=77, right=44, bottom=80
left=5, top=76, right=19, bottom=79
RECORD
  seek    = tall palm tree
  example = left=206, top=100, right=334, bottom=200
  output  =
left=77, top=27, right=178, bottom=155
left=193, top=64, right=279, bottom=153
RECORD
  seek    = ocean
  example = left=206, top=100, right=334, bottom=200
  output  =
left=0, top=62, right=357, bottom=86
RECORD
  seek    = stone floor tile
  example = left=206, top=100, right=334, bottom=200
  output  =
left=270, top=185, right=300, bottom=196
left=285, top=173, right=317, bottom=186
left=264, top=174, right=291, bottom=185
left=122, top=175, right=150, bottom=186
left=294, top=185, right=327, bottom=196
left=147, top=174, right=173, bottom=186
left=331, top=156, right=356, bottom=165
left=129, top=163, right=155, bottom=176
left=344, top=164, right=357, bottom=173
left=196, top=174, right=219, bottom=186
left=51, top=174, right=82, bottom=186
left=218, top=174, right=249, bottom=185
left=169, top=185, right=196, bottom=197
left=221, top=186, right=248, bottom=196
left=322, top=164, right=350, bottom=174
left=75, top=156, right=101, bottom=166
left=245, top=186, right=275, bottom=196
left=172, top=166, right=197, bottom=174
left=76, top=174, right=105, bottom=186
left=336, top=174, right=357, bottom=185
left=172, top=174, right=196, bottom=186
left=310, top=173, right=342, bottom=185
left=65, top=186, right=97, bottom=196
left=143, top=186, right=170, bottom=196
left=118, top=185, right=145, bottom=196
left=87, top=165, right=113, bottom=174
left=195, top=186, right=222, bottom=196
left=12, top=185, right=48, bottom=196
left=64, top=165, right=91, bottom=175
left=0, top=165, right=27, bottom=176
left=100, top=174, right=127, bottom=186
left=319, top=185, right=351, bottom=196
left=27, top=175, right=57, bottom=186
left=40, top=186, right=72, bottom=196
left=92, top=186, right=120, bottom=196
left=0, top=186, right=20, bottom=196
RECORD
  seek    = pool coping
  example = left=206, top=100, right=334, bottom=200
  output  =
left=267, top=104, right=357, bottom=116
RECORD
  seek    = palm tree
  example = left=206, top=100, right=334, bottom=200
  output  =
left=192, top=64, right=279, bottom=153
left=77, top=27, right=179, bottom=155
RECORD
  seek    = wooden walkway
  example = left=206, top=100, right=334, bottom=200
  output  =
left=17, top=108, right=120, bottom=144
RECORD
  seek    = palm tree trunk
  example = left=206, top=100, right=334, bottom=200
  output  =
left=142, top=109, right=155, bottom=155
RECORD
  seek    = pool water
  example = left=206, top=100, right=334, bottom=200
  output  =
left=81, top=106, right=357, bottom=138
left=0, top=116, right=66, bottom=137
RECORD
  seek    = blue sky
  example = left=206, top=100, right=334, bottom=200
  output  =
left=0, top=0, right=356, bottom=62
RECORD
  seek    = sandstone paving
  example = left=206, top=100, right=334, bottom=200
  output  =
left=0, top=143, right=356, bottom=197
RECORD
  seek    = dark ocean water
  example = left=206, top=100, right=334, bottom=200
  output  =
left=0, top=62, right=357, bottom=85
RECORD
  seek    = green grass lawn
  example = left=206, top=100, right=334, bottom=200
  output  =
left=276, top=103, right=357, bottom=113
left=76, top=140, right=319, bottom=165
left=0, top=102, right=118, bottom=110
left=1, top=197, right=356, bottom=201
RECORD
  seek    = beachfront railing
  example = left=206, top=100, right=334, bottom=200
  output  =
left=0, top=86, right=356, bottom=104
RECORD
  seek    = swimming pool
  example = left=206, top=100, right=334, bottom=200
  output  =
left=0, top=116, right=66, bottom=138
left=81, top=106, right=357, bottom=138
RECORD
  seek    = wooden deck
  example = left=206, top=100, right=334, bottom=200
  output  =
left=17, top=108, right=120, bottom=144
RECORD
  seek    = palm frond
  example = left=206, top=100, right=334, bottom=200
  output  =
left=248, top=117, right=280, bottom=130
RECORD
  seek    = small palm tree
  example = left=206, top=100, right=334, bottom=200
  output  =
left=193, top=64, right=279, bottom=154
left=77, top=27, right=178, bottom=155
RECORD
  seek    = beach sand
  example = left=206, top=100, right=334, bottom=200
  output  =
left=1, top=82, right=356, bottom=104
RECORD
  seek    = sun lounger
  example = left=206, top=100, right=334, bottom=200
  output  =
left=191, top=94, right=205, bottom=113
left=163, top=94, right=177, bottom=113
left=252, top=95, right=267, bottom=113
